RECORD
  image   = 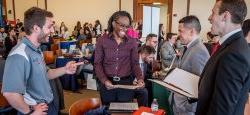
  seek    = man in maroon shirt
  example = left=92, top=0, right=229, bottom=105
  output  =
left=94, top=11, right=144, bottom=105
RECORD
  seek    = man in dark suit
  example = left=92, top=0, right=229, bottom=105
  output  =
left=242, top=18, right=250, bottom=115
left=196, top=0, right=250, bottom=115
left=134, top=45, right=156, bottom=106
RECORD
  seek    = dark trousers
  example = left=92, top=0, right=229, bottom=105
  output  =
left=134, top=88, right=148, bottom=107
left=99, top=76, right=135, bottom=106
left=145, top=81, right=153, bottom=106
left=17, top=102, right=58, bottom=115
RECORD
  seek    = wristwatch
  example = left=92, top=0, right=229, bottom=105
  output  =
left=24, top=105, right=34, bottom=115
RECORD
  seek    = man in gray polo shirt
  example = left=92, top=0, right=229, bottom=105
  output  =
left=1, top=7, right=83, bottom=115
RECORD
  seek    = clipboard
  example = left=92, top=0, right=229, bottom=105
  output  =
left=149, top=68, right=199, bottom=99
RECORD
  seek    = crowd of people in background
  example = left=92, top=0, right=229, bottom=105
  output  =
left=1, top=0, right=250, bottom=114
left=0, top=19, right=26, bottom=59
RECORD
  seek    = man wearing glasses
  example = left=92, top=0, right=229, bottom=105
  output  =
left=144, top=33, right=158, bottom=49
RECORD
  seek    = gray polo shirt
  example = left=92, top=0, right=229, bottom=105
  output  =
left=1, top=38, right=53, bottom=105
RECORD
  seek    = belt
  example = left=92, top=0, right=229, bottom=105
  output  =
left=108, top=75, right=132, bottom=82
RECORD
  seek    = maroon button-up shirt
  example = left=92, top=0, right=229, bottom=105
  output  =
left=94, top=34, right=143, bottom=84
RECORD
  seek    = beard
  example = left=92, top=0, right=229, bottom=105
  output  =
left=37, top=31, right=49, bottom=43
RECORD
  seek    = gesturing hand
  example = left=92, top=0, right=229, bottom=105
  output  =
left=64, top=61, right=84, bottom=74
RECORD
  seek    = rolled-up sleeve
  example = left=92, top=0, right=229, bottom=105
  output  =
left=1, top=55, right=30, bottom=94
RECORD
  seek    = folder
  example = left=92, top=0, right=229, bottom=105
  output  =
left=149, top=68, right=200, bottom=99
left=108, top=102, right=139, bottom=113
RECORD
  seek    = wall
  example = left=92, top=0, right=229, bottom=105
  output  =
left=6, top=0, right=133, bottom=33
left=121, top=0, right=133, bottom=19
left=172, top=0, right=250, bottom=41
left=189, top=0, right=216, bottom=41
left=48, top=0, right=117, bottom=32
left=48, top=0, right=133, bottom=32
left=6, top=0, right=14, bottom=20
left=172, top=0, right=187, bottom=34
left=246, top=0, right=250, bottom=19
left=15, top=0, right=45, bottom=22
left=159, top=4, right=168, bottom=32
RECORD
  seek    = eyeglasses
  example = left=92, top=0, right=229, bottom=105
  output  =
left=115, top=21, right=131, bottom=29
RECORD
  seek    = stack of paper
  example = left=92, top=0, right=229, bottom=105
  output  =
left=113, top=85, right=140, bottom=90
left=109, top=102, right=139, bottom=111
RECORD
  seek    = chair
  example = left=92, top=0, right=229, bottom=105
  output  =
left=79, top=40, right=86, bottom=48
left=55, top=49, right=62, bottom=56
left=0, top=83, right=14, bottom=113
left=53, top=38, right=61, bottom=45
left=60, top=37, right=65, bottom=41
left=0, top=83, right=9, bottom=107
left=43, top=51, right=55, bottom=65
left=69, top=98, right=101, bottom=115
left=50, top=44, right=59, bottom=54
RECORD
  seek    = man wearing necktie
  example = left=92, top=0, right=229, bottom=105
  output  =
left=242, top=18, right=250, bottom=115
left=197, top=0, right=250, bottom=115
left=160, top=32, right=180, bottom=69
left=208, top=34, right=220, bottom=56
left=171, top=15, right=210, bottom=115
left=134, top=45, right=156, bottom=106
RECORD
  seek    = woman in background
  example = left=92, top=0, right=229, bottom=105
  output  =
left=74, top=21, right=82, bottom=37
left=59, top=22, right=69, bottom=39
left=157, top=24, right=165, bottom=60
left=94, top=20, right=102, bottom=38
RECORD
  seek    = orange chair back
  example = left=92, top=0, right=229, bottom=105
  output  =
left=79, top=40, right=86, bottom=47
left=69, top=98, right=101, bottom=115
left=59, top=37, right=65, bottom=41
left=43, top=51, right=55, bottom=64
left=55, top=49, right=62, bottom=56
left=85, top=38, right=92, bottom=43
left=53, top=38, right=61, bottom=45
left=50, top=44, right=59, bottom=53
left=0, top=83, right=9, bottom=107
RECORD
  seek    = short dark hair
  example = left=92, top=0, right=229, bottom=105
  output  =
left=139, top=45, right=156, bottom=54
left=146, top=33, right=157, bottom=42
left=207, top=31, right=218, bottom=39
left=218, top=0, right=247, bottom=24
left=166, top=32, right=177, bottom=40
left=107, top=11, right=132, bottom=33
left=242, top=19, right=250, bottom=37
left=24, top=7, right=53, bottom=35
left=179, top=15, right=201, bottom=34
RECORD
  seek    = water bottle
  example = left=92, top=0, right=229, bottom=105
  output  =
left=151, top=98, right=159, bottom=112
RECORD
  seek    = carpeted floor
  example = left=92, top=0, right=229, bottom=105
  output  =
left=60, top=89, right=100, bottom=115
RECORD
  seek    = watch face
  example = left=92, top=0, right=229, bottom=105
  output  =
left=29, top=105, right=34, bottom=110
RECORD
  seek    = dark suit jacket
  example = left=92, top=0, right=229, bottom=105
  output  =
left=196, top=31, right=250, bottom=115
